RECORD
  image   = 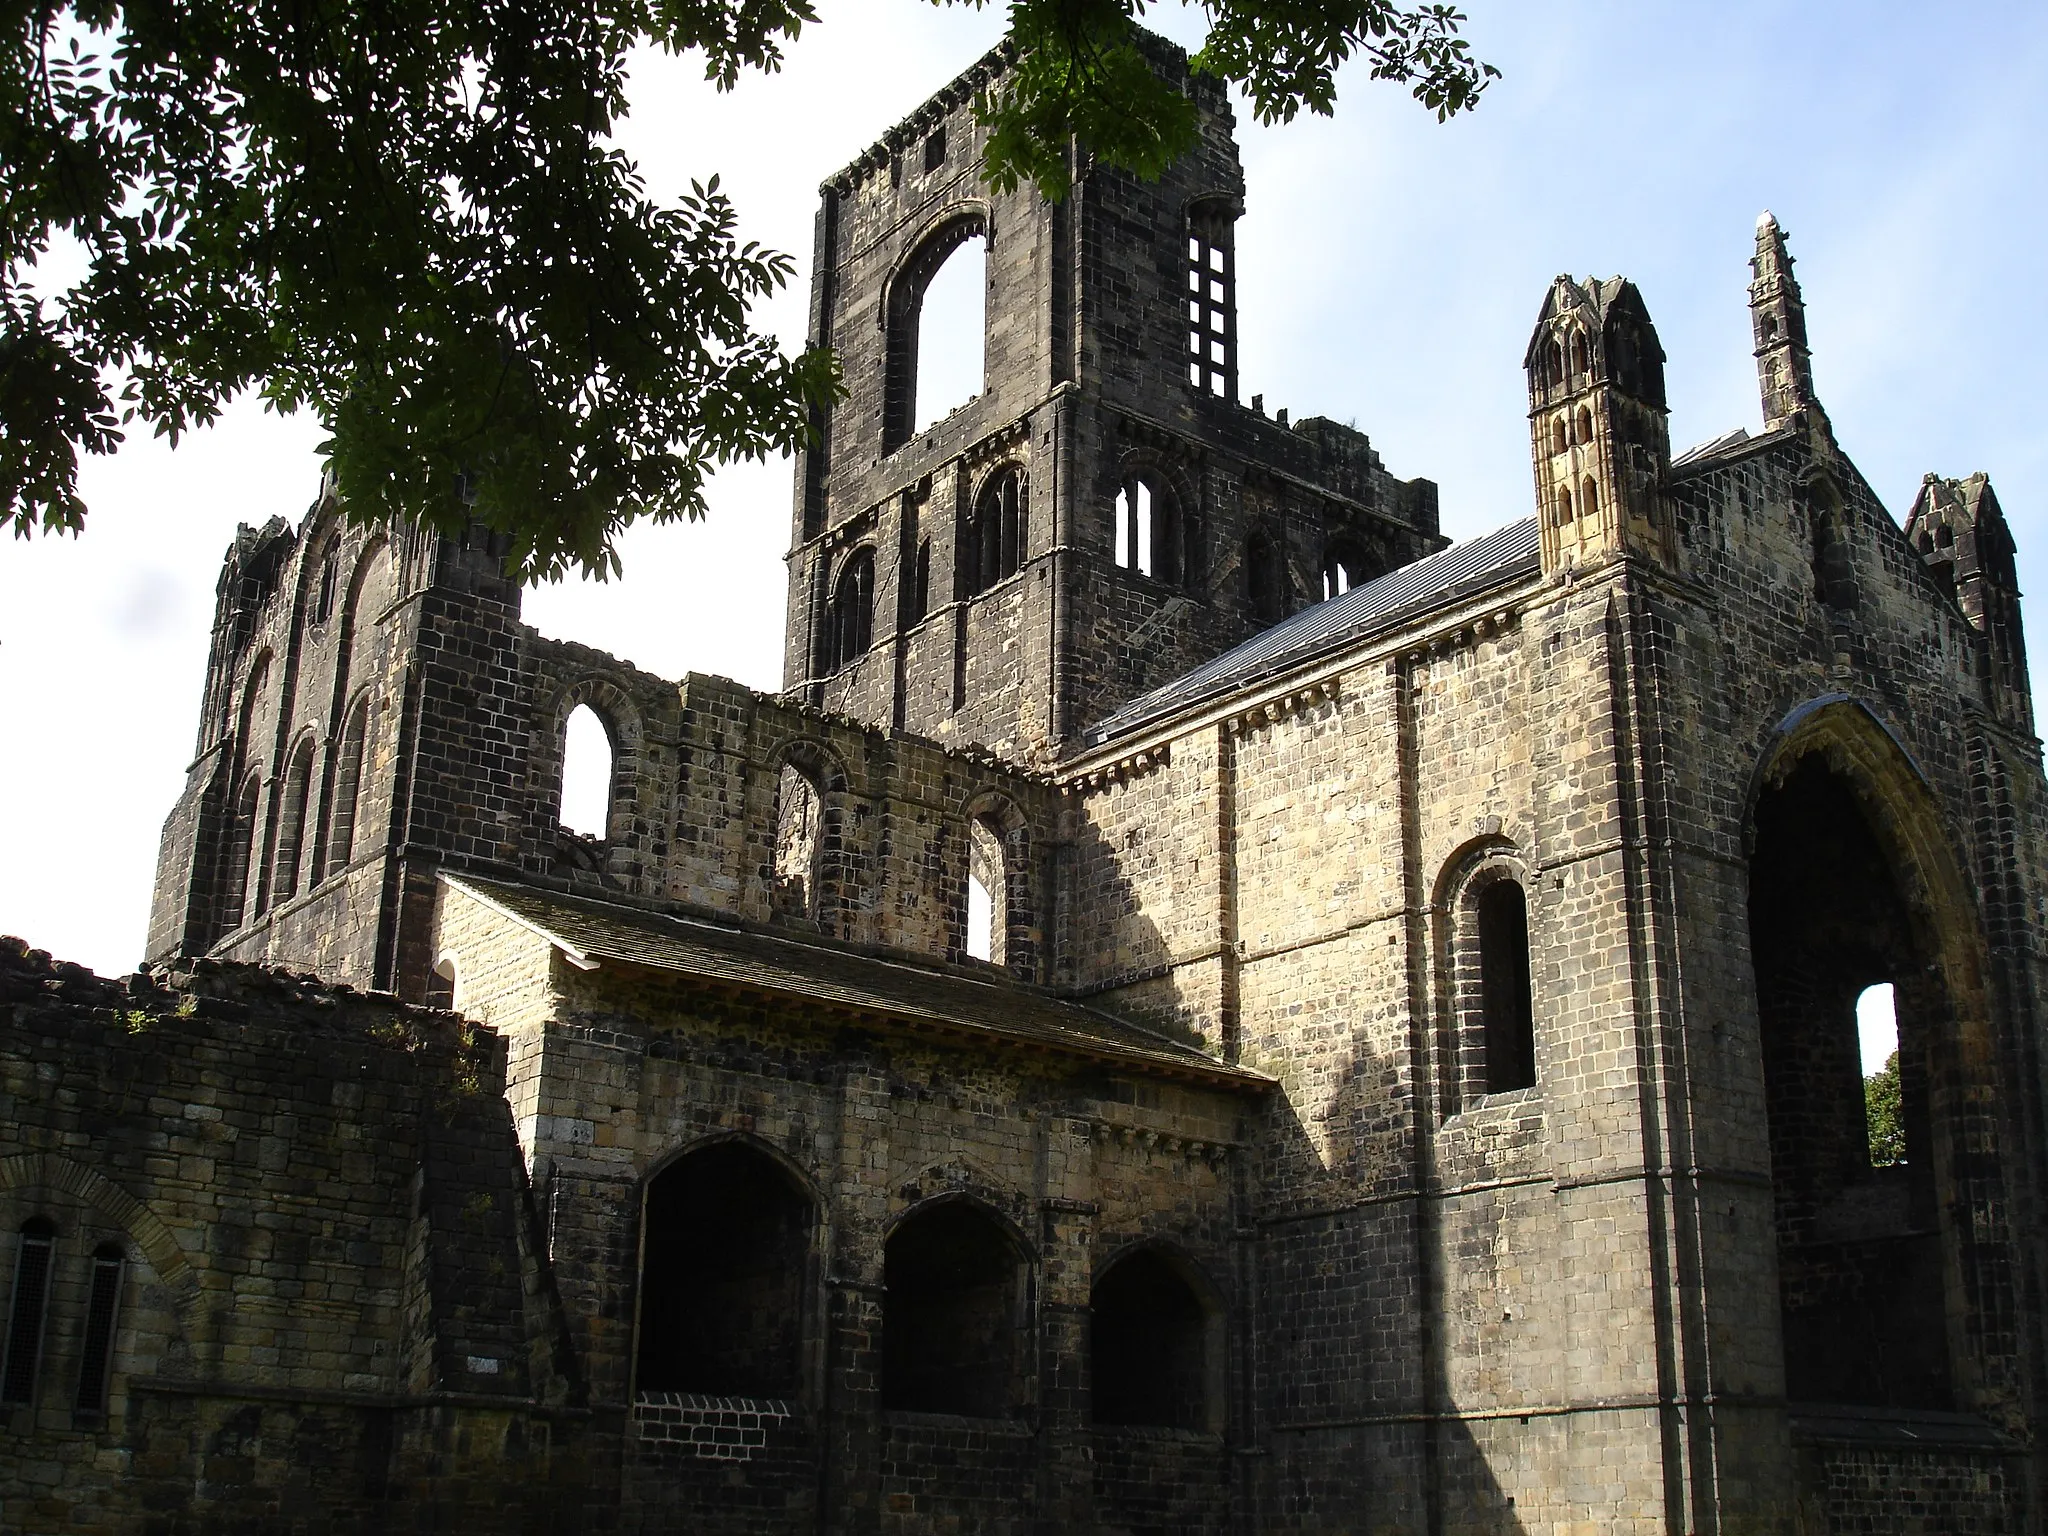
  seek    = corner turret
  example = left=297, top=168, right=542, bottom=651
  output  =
left=1907, top=472, right=2033, bottom=733
left=1525, top=276, right=1676, bottom=576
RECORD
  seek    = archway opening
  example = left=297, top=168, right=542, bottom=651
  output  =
left=965, top=816, right=1007, bottom=966
left=637, top=1142, right=814, bottom=1398
left=1750, top=754, right=1950, bottom=1408
left=1091, top=1248, right=1216, bottom=1430
left=913, top=233, right=986, bottom=434
left=772, top=762, right=825, bottom=922
left=883, top=1202, right=1024, bottom=1417
left=559, top=703, right=613, bottom=839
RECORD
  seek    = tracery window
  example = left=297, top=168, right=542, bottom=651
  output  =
left=965, top=468, right=1025, bottom=596
left=1187, top=202, right=1236, bottom=400
left=1114, top=470, right=1182, bottom=585
left=823, top=548, right=875, bottom=673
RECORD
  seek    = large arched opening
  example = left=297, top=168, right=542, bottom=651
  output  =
left=882, top=1200, right=1027, bottom=1418
left=1746, top=717, right=2006, bottom=1411
left=635, top=1141, right=815, bottom=1399
left=883, top=213, right=988, bottom=453
left=1091, top=1246, right=1221, bottom=1432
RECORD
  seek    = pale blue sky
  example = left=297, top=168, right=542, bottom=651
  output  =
left=3, top=0, right=2043, bottom=975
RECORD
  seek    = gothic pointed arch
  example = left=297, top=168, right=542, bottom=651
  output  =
left=769, top=738, right=852, bottom=932
left=1744, top=694, right=2015, bottom=1412
left=960, top=791, right=1036, bottom=978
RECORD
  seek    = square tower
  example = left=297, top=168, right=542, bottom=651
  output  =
left=783, top=34, right=1445, bottom=768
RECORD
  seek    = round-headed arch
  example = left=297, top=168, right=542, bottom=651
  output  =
left=546, top=675, right=644, bottom=842
left=883, top=204, right=991, bottom=454
left=0, top=1153, right=198, bottom=1318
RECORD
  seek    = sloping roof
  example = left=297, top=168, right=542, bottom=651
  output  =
left=1085, top=517, right=1542, bottom=747
left=1673, top=427, right=1751, bottom=467
left=442, top=874, right=1267, bottom=1091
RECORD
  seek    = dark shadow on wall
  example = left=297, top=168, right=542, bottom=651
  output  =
left=1064, top=812, right=1523, bottom=1535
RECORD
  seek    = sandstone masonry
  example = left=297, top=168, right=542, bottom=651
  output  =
left=5, top=32, right=2044, bottom=1536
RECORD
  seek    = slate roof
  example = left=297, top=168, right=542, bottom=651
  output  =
left=1084, top=516, right=1542, bottom=747
left=442, top=874, right=1268, bottom=1091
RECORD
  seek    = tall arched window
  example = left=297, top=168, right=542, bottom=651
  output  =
left=883, top=1202, right=1026, bottom=1418
left=772, top=762, right=825, bottom=922
left=1557, top=484, right=1575, bottom=526
left=1575, top=405, right=1594, bottom=445
left=1114, top=470, right=1181, bottom=585
left=220, top=771, right=263, bottom=933
left=270, top=735, right=317, bottom=903
left=309, top=538, right=340, bottom=628
left=823, top=549, right=875, bottom=674
left=638, top=1143, right=814, bottom=1398
left=913, top=235, right=986, bottom=436
left=1442, top=855, right=1538, bottom=1111
left=325, top=693, right=373, bottom=879
left=1, top=1219, right=56, bottom=1407
left=964, top=468, right=1025, bottom=596
left=883, top=216, right=989, bottom=453
left=74, top=1243, right=125, bottom=1419
left=559, top=703, right=614, bottom=839
left=1092, top=1248, right=1218, bottom=1431
left=910, top=538, right=932, bottom=622
left=1581, top=476, right=1600, bottom=521
left=1750, top=751, right=1956, bottom=1409
left=1246, top=529, right=1285, bottom=625
left=965, top=816, right=1007, bottom=965
left=1475, top=880, right=1536, bottom=1094
left=1569, top=332, right=1589, bottom=377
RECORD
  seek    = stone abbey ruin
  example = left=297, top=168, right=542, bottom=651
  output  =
left=6, top=29, right=2048, bottom=1536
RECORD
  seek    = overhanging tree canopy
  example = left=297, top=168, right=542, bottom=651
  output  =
left=2, top=0, right=1493, bottom=581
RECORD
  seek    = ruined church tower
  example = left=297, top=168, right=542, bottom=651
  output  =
left=780, top=37, right=1443, bottom=767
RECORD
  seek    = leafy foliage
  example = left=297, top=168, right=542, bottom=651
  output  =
left=975, top=0, right=1499, bottom=198
left=1865, top=1049, right=1904, bottom=1167
left=3, top=0, right=1492, bottom=579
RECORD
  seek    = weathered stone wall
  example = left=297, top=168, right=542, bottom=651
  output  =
left=1045, top=394, right=2046, bottom=1527
left=429, top=877, right=1256, bottom=1534
left=0, top=937, right=588, bottom=1533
